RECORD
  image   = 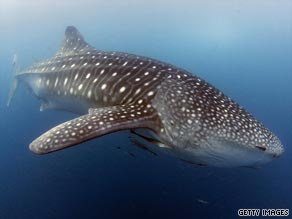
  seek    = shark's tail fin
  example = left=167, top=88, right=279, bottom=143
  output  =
left=7, top=54, right=20, bottom=107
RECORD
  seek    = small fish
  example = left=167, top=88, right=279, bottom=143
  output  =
left=8, top=26, right=284, bottom=167
left=197, top=199, right=209, bottom=205
left=128, top=134, right=158, bottom=156
left=126, top=152, right=137, bottom=158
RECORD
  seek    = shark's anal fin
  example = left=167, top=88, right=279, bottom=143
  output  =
left=29, top=104, right=160, bottom=154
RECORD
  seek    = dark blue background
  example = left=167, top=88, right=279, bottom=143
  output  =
left=0, top=1, right=291, bottom=218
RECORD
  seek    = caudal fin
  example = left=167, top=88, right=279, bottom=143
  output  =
left=7, top=54, right=19, bottom=107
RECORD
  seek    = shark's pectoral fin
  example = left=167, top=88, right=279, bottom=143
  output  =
left=29, top=104, right=160, bottom=154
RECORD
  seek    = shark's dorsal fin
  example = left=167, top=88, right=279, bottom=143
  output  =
left=55, top=26, right=96, bottom=57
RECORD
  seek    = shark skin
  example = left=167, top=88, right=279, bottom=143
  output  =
left=10, top=26, right=284, bottom=167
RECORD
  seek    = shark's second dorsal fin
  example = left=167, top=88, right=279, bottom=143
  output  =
left=55, top=26, right=95, bottom=57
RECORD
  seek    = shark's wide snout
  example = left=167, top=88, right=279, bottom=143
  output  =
left=200, top=131, right=285, bottom=167
left=265, top=135, right=284, bottom=158
left=255, top=134, right=284, bottom=158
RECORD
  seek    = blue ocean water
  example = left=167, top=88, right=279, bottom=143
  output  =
left=0, top=0, right=291, bottom=218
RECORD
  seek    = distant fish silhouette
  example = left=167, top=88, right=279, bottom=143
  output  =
left=8, top=26, right=284, bottom=167
left=128, top=132, right=158, bottom=156
left=197, top=199, right=209, bottom=205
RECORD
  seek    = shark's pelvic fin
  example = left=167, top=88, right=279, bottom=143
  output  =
left=29, top=104, right=160, bottom=154
left=40, top=100, right=49, bottom=112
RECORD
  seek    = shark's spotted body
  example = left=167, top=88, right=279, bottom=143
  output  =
left=10, top=26, right=283, bottom=167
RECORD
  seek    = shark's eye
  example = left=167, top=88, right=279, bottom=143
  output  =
left=255, top=146, right=266, bottom=151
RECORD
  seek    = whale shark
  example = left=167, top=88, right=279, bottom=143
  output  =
left=8, top=26, right=284, bottom=167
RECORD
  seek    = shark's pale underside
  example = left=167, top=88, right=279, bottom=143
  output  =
left=8, top=26, right=284, bottom=167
